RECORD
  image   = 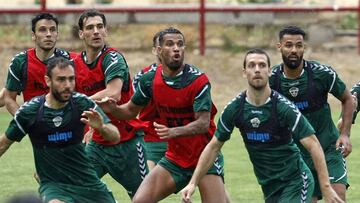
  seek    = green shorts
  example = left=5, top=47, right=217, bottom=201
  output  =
left=265, top=167, right=314, bottom=203
left=304, top=144, right=348, bottom=199
left=85, top=134, right=149, bottom=198
left=39, top=182, right=116, bottom=203
left=144, top=141, right=167, bottom=164
left=158, top=153, right=224, bottom=193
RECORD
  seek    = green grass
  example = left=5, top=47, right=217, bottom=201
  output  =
left=0, top=111, right=359, bottom=202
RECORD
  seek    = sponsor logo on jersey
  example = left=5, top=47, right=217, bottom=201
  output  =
left=251, top=110, right=263, bottom=114
left=246, top=131, right=270, bottom=142
left=250, top=117, right=260, bottom=128
left=48, top=131, right=73, bottom=142
left=294, top=101, right=309, bottom=110
left=289, top=86, right=299, bottom=97
left=52, top=116, right=63, bottom=127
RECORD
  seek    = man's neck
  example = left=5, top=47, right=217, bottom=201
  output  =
left=84, top=46, right=103, bottom=64
left=283, top=61, right=304, bottom=79
left=35, top=47, right=55, bottom=62
left=246, top=86, right=272, bottom=106
left=45, top=94, right=67, bottom=109
left=162, top=64, right=184, bottom=78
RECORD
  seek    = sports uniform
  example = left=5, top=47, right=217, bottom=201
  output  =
left=74, top=46, right=148, bottom=198
left=270, top=60, right=348, bottom=198
left=216, top=90, right=315, bottom=202
left=132, top=63, right=167, bottom=164
left=132, top=63, right=224, bottom=192
left=5, top=48, right=76, bottom=102
left=5, top=93, right=115, bottom=203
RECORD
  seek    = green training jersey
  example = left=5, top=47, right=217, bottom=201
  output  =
left=131, top=64, right=212, bottom=112
left=5, top=92, right=110, bottom=188
left=269, top=60, right=346, bottom=152
left=216, top=91, right=315, bottom=198
left=350, top=81, right=360, bottom=123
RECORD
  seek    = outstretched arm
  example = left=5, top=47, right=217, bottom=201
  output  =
left=96, top=98, right=143, bottom=120
left=336, top=89, right=353, bottom=157
left=181, top=136, right=224, bottom=203
left=4, top=89, right=20, bottom=116
left=300, top=135, right=344, bottom=203
left=0, top=135, right=14, bottom=157
left=81, top=109, right=120, bottom=143
left=154, top=111, right=210, bottom=139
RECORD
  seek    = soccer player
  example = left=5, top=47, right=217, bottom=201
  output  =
left=132, top=30, right=167, bottom=170
left=74, top=9, right=148, bottom=199
left=97, top=27, right=226, bottom=203
left=181, top=48, right=343, bottom=203
left=269, top=25, right=353, bottom=202
left=3, top=13, right=76, bottom=116
left=0, top=57, right=119, bottom=203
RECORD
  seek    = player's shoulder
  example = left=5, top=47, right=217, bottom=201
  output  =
left=305, top=60, right=336, bottom=75
left=72, top=92, right=94, bottom=103
left=16, top=96, right=43, bottom=117
left=185, top=64, right=205, bottom=76
left=270, top=64, right=282, bottom=75
left=351, top=81, right=360, bottom=93
left=223, top=92, right=245, bottom=113
left=273, top=91, right=300, bottom=114
left=11, top=50, right=27, bottom=62
left=54, top=48, right=73, bottom=59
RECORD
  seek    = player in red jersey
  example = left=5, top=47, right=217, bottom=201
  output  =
left=74, top=9, right=148, bottom=199
left=3, top=13, right=76, bottom=116
left=97, top=27, right=226, bottom=203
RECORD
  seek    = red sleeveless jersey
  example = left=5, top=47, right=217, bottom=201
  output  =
left=74, top=47, right=145, bottom=144
left=152, top=65, right=217, bottom=168
left=23, top=48, right=77, bottom=102
left=137, top=64, right=165, bottom=142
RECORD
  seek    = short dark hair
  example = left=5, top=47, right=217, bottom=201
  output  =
left=158, top=27, right=185, bottom=46
left=78, top=9, right=107, bottom=30
left=31, top=13, right=58, bottom=33
left=243, top=48, right=270, bottom=69
left=279, top=25, right=306, bottom=40
left=46, top=57, right=74, bottom=77
left=152, top=31, right=162, bottom=48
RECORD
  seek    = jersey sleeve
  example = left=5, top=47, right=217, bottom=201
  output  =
left=73, top=92, right=111, bottom=124
left=276, top=94, right=315, bottom=141
left=102, top=51, right=129, bottom=85
left=313, top=64, right=346, bottom=99
left=5, top=52, right=27, bottom=92
left=131, top=71, right=155, bottom=106
left=215, top=98, right=238, bottom=142
left=193, top=82, right=212, bottom=112
left=5, top=99, right=39, bottom=142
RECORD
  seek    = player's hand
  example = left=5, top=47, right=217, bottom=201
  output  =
left=82, top=127, right=94, bottom=144
left=95, top=96, right=117, bottom=113
left=154, top=122, right=176, bottom=139
left=180, top=183, right=196, bottom=203
left=336, top=135, right=352, bottom=158
left=322, top=186, right=344, bottom=203
left=81, top=109, right=104, bottom=130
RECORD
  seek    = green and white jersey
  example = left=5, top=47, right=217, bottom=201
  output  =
left=351, top=81, right=360, bottom=123
left=216, top=91, right=314, bottom=198
left=269, top=60, right=346, bottom=151
left=131, top=64, right=212, bottom=112
left=5, top=92, right=110, bottom=187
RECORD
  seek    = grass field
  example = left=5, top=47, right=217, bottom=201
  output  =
left=0, top=110, right=359, bottom=202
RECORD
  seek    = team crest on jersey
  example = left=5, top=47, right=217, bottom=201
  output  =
left=53, top=116, right=63, bottom=127
left=250, top=117, right=260, bottom=128
left=289, top=86, right=299, bottom=97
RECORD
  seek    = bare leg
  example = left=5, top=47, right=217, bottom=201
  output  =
left=132, top=165, right=176, bottom=203
left=332, top=183, right=346, bottom=201
left=198, top=174, right=226, bottom=203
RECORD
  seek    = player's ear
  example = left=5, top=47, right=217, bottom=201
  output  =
left=31, top=32, right=36, bottom=41
left=78, top=30, right=84, bottom=40
left=45, top=75, right=51, bottom=88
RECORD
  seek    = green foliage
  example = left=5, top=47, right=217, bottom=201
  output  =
left=338, top=13, right=358, bottom=30
left=236, top=0, right=279, bottom=3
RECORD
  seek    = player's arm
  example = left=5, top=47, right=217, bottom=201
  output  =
left=154, top=111, right=210, bottom=139
left=4, top=89, right=20, bottom=116
left=96, top=98, right=144, bottom=120
left=90, top=78, right=122, bottom=101
left=81, top=108, right=120, bottom=142
left=299, top=135, right=344, bottom=203
left=336, top=89, right=353, bottom=157
left=181, top=136, right=224, bottom=203
left=0, top=135, right=14, bottom=157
